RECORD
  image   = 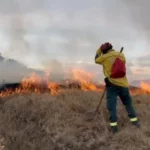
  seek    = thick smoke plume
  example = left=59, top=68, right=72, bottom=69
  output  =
left=0, top=54, right=28, bottom=85
left=0, top=0, right=150, bottom=85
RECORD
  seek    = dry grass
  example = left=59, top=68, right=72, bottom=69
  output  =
left=0, top=90, right=150, bottom=150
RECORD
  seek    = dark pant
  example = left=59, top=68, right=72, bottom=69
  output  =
left=106, top=85, right=137, bottom=125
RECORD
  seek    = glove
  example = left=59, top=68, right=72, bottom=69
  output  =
left=96, top=47, right=102, bottom=56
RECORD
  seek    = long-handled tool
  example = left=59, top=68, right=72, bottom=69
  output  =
left=94, top=87, right=106, bottom=114
left=84, top=88, right=106, bottom=121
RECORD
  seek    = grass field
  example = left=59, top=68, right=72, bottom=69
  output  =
left=0, top=90, right=150, bottom=150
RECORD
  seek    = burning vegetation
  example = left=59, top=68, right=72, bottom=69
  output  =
left=0, top=68, right=149, bottom=98
left=0, top=56, right=150, bottom=150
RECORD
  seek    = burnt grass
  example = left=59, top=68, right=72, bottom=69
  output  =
left=0, top=90, right=150, bottom=150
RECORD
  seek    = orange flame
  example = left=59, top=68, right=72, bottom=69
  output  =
left=71, top=69, right=102, bottom=91
left=0, top=68, right=150, bottom=97
left=140, top=81, right=150, bottom=93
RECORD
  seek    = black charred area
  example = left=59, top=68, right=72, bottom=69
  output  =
left=0, top=83, right=21, bottom=92
left=0, top=82, right=82, bottom=94
left=0, top=82, right=50, bottom=93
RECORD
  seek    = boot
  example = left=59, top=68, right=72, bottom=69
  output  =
left=131, top=121, right=140, bottom=128
left=111, top=126, right=118, bottom=134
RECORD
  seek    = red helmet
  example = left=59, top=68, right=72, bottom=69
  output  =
left=100, top=42, right=113, bottom=54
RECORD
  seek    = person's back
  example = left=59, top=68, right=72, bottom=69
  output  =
left=95, top=42, right=140, bottom=134
left=95, top=49, right=129, bottom=87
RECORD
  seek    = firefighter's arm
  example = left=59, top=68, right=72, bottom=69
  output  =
left=95, top=48, right=105, bottom=64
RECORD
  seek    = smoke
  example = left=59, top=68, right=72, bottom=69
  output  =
left=2, top=0, right=31, bottom=63
left=8, top=16, right=29, bottom=58
left=122, top=0, right=150, bottom=43
left=0, top=0, right=150, bottom=84
left=41, top=59, right=65, bottom=82
left=123, top=1, right=150, bottom=30
left=0, top=0, right=49, bottom=13
left=0, top=54, right=29, bottom=84
left=0, top=1, right=32, bottom=84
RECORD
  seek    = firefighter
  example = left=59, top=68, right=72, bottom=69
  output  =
left=95, top=42, right=140, bottom=134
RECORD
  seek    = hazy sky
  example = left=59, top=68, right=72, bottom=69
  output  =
left=0, top=0, right=150, bottom=80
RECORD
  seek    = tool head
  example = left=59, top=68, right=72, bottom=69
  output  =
left=120, top=47, right=124, bottom=52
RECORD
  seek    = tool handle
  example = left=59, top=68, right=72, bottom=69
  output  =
left=120, top=47, right=124, bottom=53
left=95, top=88, right=106, bottom=113
left=117, top=47, right=124, bottom=58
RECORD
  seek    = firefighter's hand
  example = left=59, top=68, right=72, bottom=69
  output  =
left=96, top=47, right=102, bottom=55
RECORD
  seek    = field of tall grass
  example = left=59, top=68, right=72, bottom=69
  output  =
left=0, top=90, right=149, bottom=150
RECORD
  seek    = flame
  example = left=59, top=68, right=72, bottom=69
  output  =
left=140, top=81, right=150, bottom=93
left=0, top=68, right=150, bottom=97
left=71, top=69, right=102, bottom=91
left=21, top=72, right=43, bottom=93
left=21, top=72, right=60, bottom=95
left=0, top=72, right=60, bottom=97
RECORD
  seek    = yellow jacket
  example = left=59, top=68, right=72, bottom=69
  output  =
left=95, top=48, right=129, bottom=87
